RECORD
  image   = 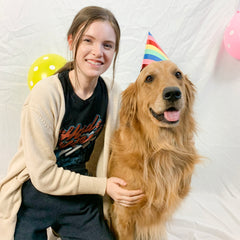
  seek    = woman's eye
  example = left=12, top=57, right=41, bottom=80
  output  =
left=104, top=43, right=113, bottom=49
left=83, top=38, right=91, bottom=43
left=175, top=71, right=182, bottom=79
left=145, top=75, right=154, bottom=83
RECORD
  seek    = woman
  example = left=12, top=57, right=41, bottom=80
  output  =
left=0, top=6, right=144, bottom=240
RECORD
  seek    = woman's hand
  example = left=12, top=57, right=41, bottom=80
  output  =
left=106, top=177, right=145, bottom=207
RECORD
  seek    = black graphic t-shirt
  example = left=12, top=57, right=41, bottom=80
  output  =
left=54, top=70, right=108, bottom=173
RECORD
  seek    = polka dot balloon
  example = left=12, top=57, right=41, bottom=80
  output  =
left=28, top=54, right=67, bottom=90
left=224, top=3, right=240, bottom=60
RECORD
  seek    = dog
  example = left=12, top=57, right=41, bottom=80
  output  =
left=107, top=60, right=200, bottom=240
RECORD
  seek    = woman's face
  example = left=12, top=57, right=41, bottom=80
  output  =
left=69, top=20, right=116, bottom=81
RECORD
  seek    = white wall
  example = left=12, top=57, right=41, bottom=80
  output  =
left=1, top=0, right=240, bottom=239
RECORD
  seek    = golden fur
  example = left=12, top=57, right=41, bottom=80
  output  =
left=107, top=60, right=200, bottom=240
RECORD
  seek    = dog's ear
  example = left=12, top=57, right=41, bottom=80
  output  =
left=184, top=75, right=196, bottom=108
left=120, top=82, right=137, bottom=126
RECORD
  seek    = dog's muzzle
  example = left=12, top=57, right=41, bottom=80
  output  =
left=150, top=87, right=182, bottom=124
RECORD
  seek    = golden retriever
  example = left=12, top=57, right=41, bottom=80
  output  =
left=107, top=60, right=200, bottom=240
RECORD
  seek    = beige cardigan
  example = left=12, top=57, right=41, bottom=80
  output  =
left=0, top=74, right=121, bottom=240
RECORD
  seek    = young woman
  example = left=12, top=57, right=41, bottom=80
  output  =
left=0, top=6, right=144, bottom=240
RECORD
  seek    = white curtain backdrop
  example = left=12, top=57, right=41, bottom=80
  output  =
left=0, top=0, right=240, bottom=239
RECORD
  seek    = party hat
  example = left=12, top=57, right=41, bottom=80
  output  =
left=141, top=32, right=168, bottom=70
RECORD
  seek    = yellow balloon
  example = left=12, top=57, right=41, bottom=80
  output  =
left=28, top=54, right=67, bottom=90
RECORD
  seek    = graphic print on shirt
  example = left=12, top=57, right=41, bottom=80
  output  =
left=56, top=71, right=108, bottom=170
left=55, top=114, right=104, bottom=168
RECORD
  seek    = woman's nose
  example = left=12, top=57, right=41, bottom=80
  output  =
left=92, top=43, right=103, bottom=57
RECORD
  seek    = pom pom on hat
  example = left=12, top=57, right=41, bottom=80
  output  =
left=141, top=32, right=168, bottom=70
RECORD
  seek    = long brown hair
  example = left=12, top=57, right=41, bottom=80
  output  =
left=58, top=6, right=120, bottom=84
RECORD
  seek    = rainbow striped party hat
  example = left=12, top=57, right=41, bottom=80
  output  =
left=141, top=32, right=168, bottom=70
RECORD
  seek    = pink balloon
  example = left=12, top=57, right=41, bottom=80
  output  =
left=224, top=11, right=240, bottom=60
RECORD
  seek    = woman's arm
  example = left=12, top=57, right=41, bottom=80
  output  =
left=21, top=78, right=107, bottom=196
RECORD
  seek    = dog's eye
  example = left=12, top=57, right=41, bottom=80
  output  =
left=175, top=71, right=182, bottom=79
left=145, top=75, right=154, bottom=83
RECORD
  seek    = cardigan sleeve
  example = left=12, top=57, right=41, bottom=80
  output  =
left=21, top=78, right=107, bottom=196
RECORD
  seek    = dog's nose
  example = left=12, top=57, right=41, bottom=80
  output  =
left=163, top=87, right=181, bottom=102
